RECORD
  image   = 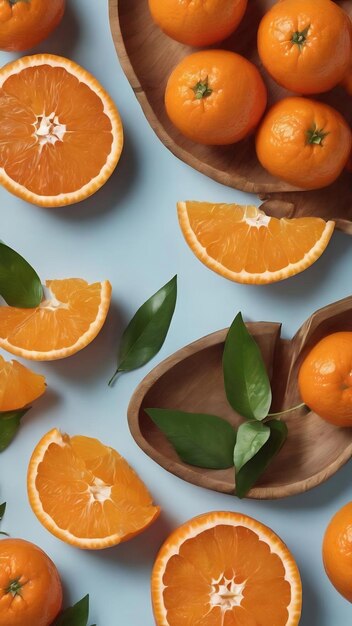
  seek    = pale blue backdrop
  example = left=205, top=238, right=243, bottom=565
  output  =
left=0, top=1, right=351, bottom=624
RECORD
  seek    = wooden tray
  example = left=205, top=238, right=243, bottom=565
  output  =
left=109, top=0, right=352, bottom=234
left=128, top=297, right=352, bottom=499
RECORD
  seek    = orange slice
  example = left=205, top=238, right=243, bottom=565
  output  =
left=0, top=278, right=111, bottom=361
left=0, top=54, right=123, bottom=207
left=152, top=511, right=302, bottom=626
left=27, top=429, right=160, bottom=549
left=0, top=355, right=46, bottom=411
left=178, top=201, right=335, bottom=284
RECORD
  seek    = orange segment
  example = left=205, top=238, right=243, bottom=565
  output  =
left=178, top=201, right=335, bottom=284
left=0, top=54, right=123, bottom=207
left=0, top=355, right=45, bottom=411
left=0, top=278, right=111, bottom=361
left=152, top=512, right=302, bottom=626
left=27, top=429, right=160, bottom=549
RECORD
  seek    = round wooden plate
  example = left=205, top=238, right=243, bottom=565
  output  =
left=109, top=0, right=352, bottom=234
left=128, top=297, right=352, bottom=499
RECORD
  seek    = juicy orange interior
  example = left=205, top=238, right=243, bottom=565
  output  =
left=186, top=202, right=328, bottom=273
left=162, top=525, right=291, bottom=626
left=0, top=279, right=102, bottom=351
left=0, top=65, right=113, bottom=195
left=35, top=434, right=158, bottom=539
left=0, top=356, right=45, bottom=411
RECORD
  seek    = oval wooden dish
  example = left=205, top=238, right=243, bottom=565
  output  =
left=128, top=297, right=352, bottom=499
left=110, top=0, right=352, bottom=233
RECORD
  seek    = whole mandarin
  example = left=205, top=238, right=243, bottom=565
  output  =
left=256, top=97, right=351, bottom=190
left=257, top=0, right=352, bottom=94
left=298, top=332, right=352, bottom=426
left=165, top=50, right=267, bottom=145
left=323, top=502, right=352, bottom=602
left=148, top=0, right=248, bottom=47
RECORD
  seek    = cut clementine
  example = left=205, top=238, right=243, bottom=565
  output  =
left=27, top=429, right=160, bottom=549
left=0, top=278, right=111, bottom=361
left=178, top=201, right=335, bottom=284
left=152, top=511, right=302, bottom=626
left=0, top=355, right=46, bottom=411
left=0, top=54, right=123, bottom=207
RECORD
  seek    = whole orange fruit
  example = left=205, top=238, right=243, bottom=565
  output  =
left=0, top=538, right=62, bottom=625
left=149, top=0, right=247, bottom=47
left=0, top=0, right=65, bottom=51
left=257, top=0, right=352, bottom=94
left=298, top=332, right=352, bottom=427
left=323, top=502, right=352, bottom=602
left=256, top=97, right=351, bottom=189
left=165, top=50, right=267, bottom=145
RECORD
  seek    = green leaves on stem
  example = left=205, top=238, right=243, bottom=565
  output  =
left=0, top=242, right=43, bottom=308
left=53, top=595, right=95, bottom=626
left=0, top=409, right=29, bottom=452
left=147, top=311, right=298, bottom=497
left=223, top=313, right=271, bottom=421
left=109, top=276, right=177, bottom=385
left=146, top=409, right=236, bottom=469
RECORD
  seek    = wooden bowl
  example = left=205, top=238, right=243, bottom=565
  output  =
left=128, top=297, right=352, bottom=499
left=109, top=0, right=352, bottom=234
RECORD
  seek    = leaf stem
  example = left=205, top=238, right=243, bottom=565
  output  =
left=267, top=402, right=307, bottom=418
left=108, top=370, right=120, bottom=387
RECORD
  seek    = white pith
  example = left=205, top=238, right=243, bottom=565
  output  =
left=210, top=574, right=246, bottom=611
left=34, top=112, right=67, bottom=150
left=88, top=478, right=112, bottom=504
left=244, top=212, right=271, bottom=228
left=0, top=54, right=123, bottom=207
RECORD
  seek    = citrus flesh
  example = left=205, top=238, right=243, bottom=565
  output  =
left=0, top=278, right=111, bottom=360
left=27, top=429, right=160, bottom=549
left=0, top=54, right=123, bottom=206
left=178, top=201, right=334, bottom=284
left=0, top=355, right=46, bottom=411
left=152, top=511, right=302, bottom=626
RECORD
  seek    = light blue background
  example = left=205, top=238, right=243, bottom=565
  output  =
left=0, top=1, right=351, bottom=624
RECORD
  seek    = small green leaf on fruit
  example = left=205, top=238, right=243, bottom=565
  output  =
left=109, top=276, right=177, bottom=385
left=0, top=409, right=29, bottom=452
left=223, top=313, right=272, bottom=421
left=234, top=421, right=270, bottom=473
left=146, top=408, right=236, bottom=469
left=235, top=419, right=288, bottom=499
left=53, top=595, right=90, bottom=626
left=0, top=242, right=43, bottom=308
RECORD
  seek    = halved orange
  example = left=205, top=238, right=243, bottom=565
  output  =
left=152, top=511, right=302, bottom=626
left=0, top=355, right=46, bottom=411
left=178, top=201, right=335, bottom=284
left=27, top=429, right=160, bottom=549
left=0, top=54, right=123, bottom=207
left=0, top=278, right=111, bottom=361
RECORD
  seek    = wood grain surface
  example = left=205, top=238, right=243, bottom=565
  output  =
left=128, top=297, right=352, bottom=499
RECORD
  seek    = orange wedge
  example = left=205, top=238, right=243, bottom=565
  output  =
left=152, top=511, right=302, bottom=626
left=178, top=201, right=335, bottom=284
left=0, top=278, right=111, bottom=361
left=27, top=429, right=160, bottom=549
left=0, top=54, right=123, bottom=207
left=0, top=355, right=46, bottom=411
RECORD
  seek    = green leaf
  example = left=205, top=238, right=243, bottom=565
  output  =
left=0, top=409, right=29, bottom=452
left=0, top=242, right=43, bottom=308
left=109, top=276, right=177, bottom=385
left=235, top=420, right=288, bottom=498
left=223, top=313, right=272, bottom=421
left=53, top=595, right=90, bottom=626
left=234, top=421, right=270, bottom=473
left=0, top=502, right=6, bottom=521
left=146, top=408, right=236, bottom=469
